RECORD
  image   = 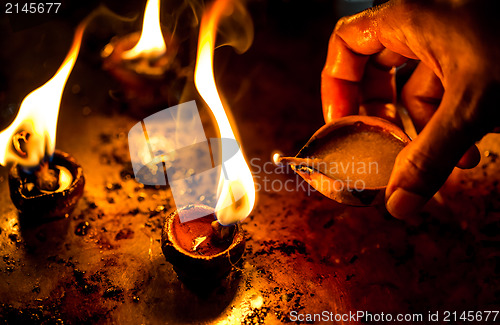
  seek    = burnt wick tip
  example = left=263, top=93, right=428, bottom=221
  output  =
left=211, top=220, right=234, bottom=242
left=35, top=162, right=60, bottom=192
left=12, top=131, right=30, bottom=157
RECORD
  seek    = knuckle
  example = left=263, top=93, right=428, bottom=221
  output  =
left=405, top=148, right=434, bottom=176
left=334, top=16, right=349, bottom=34
left=399, top=146, right=448, bottom=191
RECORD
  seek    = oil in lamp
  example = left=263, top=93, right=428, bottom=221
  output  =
left=101, top=0, right=187, bottom=118
left=161, top=204, right=245, bottom=286
left=161, top=0, right=255, bottom=287
left=0, top=23, right=86, bottom=220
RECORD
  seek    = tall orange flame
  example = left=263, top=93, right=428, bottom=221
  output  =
left=194, top=0, right=256, bottom=225
left=122, top=0, right=166, bottom=60
left=0, top=24, right=85, bottom=168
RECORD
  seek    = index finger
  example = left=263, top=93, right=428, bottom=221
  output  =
left=321, top=4, right=417, bottom=122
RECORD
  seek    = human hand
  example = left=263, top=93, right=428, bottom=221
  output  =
left=321, top=0, right=500, bottom=219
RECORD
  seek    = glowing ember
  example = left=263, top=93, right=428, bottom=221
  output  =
left=0, top=23, right=85, bottom=168
left=122, top=0, right=166, bottom=60
left=194, top=0, right=256, bottom=225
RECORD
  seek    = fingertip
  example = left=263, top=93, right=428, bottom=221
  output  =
left=386, top=187, right=428, bottom=220
left=321, top=77, right=360, bottom=123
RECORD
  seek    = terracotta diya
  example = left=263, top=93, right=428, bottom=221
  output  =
left=8, top=150, right=85, bottom=220
left=101, top=25, right=190, bottom=119
left=276, top=115, right=411, bottom=206
left=161, top=204, right=245, bottom=285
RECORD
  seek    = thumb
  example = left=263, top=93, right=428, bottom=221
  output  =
left=385, top=88, right=487, bottom=219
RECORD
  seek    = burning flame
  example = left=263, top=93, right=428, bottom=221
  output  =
left=272, top=152, right=282, bottom=165
left=0, top=24, right=85, bottom=168
left=122, top=0, right=166, bottom=60
left=194, top=0, right=256, bottom=225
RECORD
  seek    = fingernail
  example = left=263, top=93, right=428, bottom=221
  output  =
left=386, top=188, right=427, bottom=219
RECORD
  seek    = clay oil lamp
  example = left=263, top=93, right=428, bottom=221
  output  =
left=275, top=115, right=411, bottom=206
left=0, top=22, right=86, bottom=220
left=161, top=0, right=257, bottom=288
left=161, top=204, right=245, bottom=286
left=101, top=0, right=186, bottom=118
left=9, top=150, right=84, bottom=220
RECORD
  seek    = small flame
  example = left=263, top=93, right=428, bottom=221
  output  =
left=272, top=152, right=282, bottom=165
left=122, top=0, right=166, bottom=60
left=194, top=0, right=255, bottom=225
left=0, top=24, right=85, bottom=168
